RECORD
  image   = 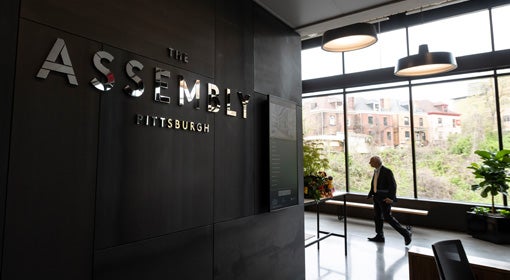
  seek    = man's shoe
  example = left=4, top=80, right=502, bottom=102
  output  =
left=368, top=235, right=385, bottom=243
left=405, top=231, right=412, bottom=246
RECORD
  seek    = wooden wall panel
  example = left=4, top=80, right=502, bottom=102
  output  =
left=213, top=92, right=268, bottom=222
left=253, top=4, right=302, bottom=104
left=213, top=206, right=305, bottom=280
left=95, top=225, right=213, bottom=280
left=2, top=20, right=100, bottom=279
left=213, top=0, right=262, bottom=222
left=20, top=0, right=215, bottom=78
left=94, top=45, right=215, bottom=249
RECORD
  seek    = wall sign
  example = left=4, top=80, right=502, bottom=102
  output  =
left=35, top=38, right=251, bottom=134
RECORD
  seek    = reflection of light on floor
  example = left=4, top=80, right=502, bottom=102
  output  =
left=304, top=212, right=510, bottom=280
left=305, top=233, right=410, bottom=280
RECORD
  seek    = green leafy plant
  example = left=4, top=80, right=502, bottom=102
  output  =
left=303, top=141, right=332, bottom=200
left=471, top=206, right=490, bottom=216
left=303, top=141, right=329, bottom=176
left=468, top=149, right=510, bottom=214
left=497, top=209, right=510, bottom=218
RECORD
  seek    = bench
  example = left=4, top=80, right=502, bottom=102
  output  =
left=325, top=200, right=428, bottom=229
left=325, top=200, right=429, bottom=216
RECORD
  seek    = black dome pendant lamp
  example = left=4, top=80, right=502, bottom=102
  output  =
left=394, top=44, right=457, bottom=77
left=322, top=23, right=378, bottom=52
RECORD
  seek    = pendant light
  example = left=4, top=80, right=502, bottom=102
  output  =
left=394, top=44, right=457, bottom=77
left=322, top=23, right=378, bottom=52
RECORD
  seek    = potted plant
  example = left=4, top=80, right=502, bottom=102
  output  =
left=466, top=149, right=510, bottom=244
left=303, top=141, right=333, bottom=200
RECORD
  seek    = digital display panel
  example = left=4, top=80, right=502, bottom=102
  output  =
left=269, top=96, right=298, bottom=210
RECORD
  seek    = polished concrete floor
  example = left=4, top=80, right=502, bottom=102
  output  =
left=304, top=212, right=510, bottom=280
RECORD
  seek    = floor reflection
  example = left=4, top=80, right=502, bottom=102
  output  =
left=305, top=212, right=510, bottom=280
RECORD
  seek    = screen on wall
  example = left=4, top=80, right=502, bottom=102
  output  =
left=269, top=96, right=298, bottom=211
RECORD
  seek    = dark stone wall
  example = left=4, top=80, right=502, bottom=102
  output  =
left=1, top=0, right=303, bottom=279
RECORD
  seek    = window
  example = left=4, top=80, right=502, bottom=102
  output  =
left=329, top=115, right=336, bottom=126
left=408, top=10, right=491, bottom=57
left=345, top=88, right=412, bottom=196
left=331, top=101, right=343, bottom=108
left=492, top=4, right=510, bottom=51
left=499, top=75, right=510, bottom=149
left=302, top=4, right=509, bottom=206
left=301, top=47, right=343, bottom=80
left=302, top=95, right=345, bottom=191
left=412, top=77, right=499, bottom=203
left=344, top=29, right=407, bottom=74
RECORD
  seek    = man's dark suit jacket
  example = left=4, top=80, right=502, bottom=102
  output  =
left=367, top=165, right=397, bottom=202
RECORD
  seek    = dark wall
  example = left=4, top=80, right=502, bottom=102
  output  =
left=1, top=0, right=303, bottom=279
left=3, top=20, right=100, bottom=279
left=0, top=0, right=20, bottom=271
left=254, top=5, right=302, bottom=104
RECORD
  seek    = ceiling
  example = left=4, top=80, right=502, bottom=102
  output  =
left=254, top=0, right=465, bottom=40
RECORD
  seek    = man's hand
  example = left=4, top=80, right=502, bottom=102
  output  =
left=383, top=198, right=393, bottom=204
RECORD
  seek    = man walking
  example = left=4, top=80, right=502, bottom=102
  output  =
left=367, top=156, right=412, bottom=245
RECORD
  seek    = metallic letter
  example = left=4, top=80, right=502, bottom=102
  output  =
left=124, top=60, right=144, bottom=97
left=238, top=92, right=250, bottom=119
left=225, top=88, right=237, bottom=117
left=36, top=38, right=78, bottom=85
left=178, top=76, right=200, bottom=109
left=155, top=67, right=171, bottom=103
left=135, top=114, right=144, bottom=125
left=207, top=83, right=221, bottom=113
left=91, top=51, right=115, bottom=92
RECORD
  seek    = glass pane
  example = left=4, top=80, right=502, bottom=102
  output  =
left=344, top=29, right=407, bottom=74
left=412, top=77, right=503, bottom=205
left=303, top=89, right=343, bottom=98
left=345, top=88, right=413, bottom=197
left=301, top=47, right=343, bottom=80
left=492, top=4, right=510, bottom=51
left=345, top=81, right=409, bottom=93
left=408, top=10, right=491, bottom=58
left=302, top=95, right=346, bottom=192
left=499, top=75, right=510, bottom=149
left=411, top=71, right=494, bottom=85
left=497, top=68, right=510, bottom=75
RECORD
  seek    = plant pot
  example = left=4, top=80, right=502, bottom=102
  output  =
left=466, top=211, right=510, bottom=244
